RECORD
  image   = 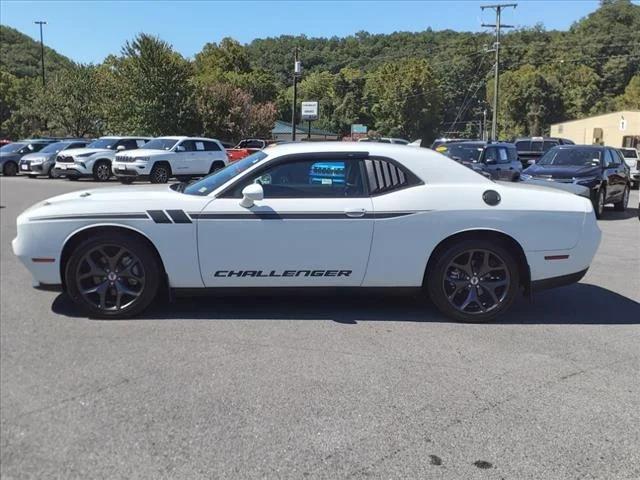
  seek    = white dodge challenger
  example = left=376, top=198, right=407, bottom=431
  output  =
left=12, top=142, right=601, bottom=322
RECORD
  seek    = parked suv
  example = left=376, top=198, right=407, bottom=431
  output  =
left=620, top=148, right=639, bottom=188
left=0, top=139, right=57, bottom=176
left=53, top=136, right=150, bottom=181
left=442, top=141, right=522, bottom=181
left=515, top=137, right=574, bottom=167
left=111, top=136, right=228, bottom=184
left=523, top=145, right=631, bottom=218
left=19, top=139, right=90, bottom=178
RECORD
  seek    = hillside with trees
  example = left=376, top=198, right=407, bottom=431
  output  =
left=1, top=0, right=639, bottom=142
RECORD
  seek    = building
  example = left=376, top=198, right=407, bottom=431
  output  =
left=550, top=110, right=640, bottom=149
left=272, top=120, right=340, bottom=142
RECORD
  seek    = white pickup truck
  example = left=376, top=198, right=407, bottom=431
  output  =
left=111, top=136, right=228, bottom=184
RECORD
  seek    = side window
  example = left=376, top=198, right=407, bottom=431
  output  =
left=364, top=158, right=414, bottom=195
left=179, top=140, right=196, bottom=152
left=136, top=139, right=148, bottom=148
left=204, top=141, right=221, bottom=152
left=194, top=141, right=205, bottom=151
left=31, top=144, right=47, bottom=152
left=118, top=139, right=139, bottom=150
left=69, top=142, right=86, bottom=149
left=484, top=147, right=499, bottom=163
left=543, top=140, right=558, bottom=151
left=230, top=159, right=365, bottom=198
left=507, top=146, right=519, bottom=162
left=497, top=147, right=510, bottom=164
left=515, top=140, right=530, bottom=152
left=603, top=149, right=614, bottom=167
left=609, top=149, right=621, bottom=166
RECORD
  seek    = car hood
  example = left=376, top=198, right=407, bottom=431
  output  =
left=524, top=164, right=600, bottom=178
left=116, top=149, right=169, bottom=157
left=21, top=152, right=53, bottom=162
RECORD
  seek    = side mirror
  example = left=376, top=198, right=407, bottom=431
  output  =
left=116, top=145, right=126, bottom=151
left=176, top=145, right=186, bottom=152
left=239, top=183, right=264, bottom=208
left=485, top=158, right=496, bottom=165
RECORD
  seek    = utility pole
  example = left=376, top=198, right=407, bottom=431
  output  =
left=481, top=3, right=516, bottom=142
left=291, top=47, right=301, bottom=141
left=482, top=108, right=488, bottom=141
left=34, top=21, right=47, bottom=87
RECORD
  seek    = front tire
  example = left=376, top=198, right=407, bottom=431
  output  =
left=593, top=187, right=605, bottom=219
left=150, top=164, right=170, bottom=184
left=614, top=185, right=629, bottom=211
left=209, top=161, right=225, bottom=174
left=2, top=161, right=18, bottom=176
left=65, top=233, right=161, bottom=319
left=426, top=239, right=520, bottom=323
left=93, top=160, right=111, bottom=182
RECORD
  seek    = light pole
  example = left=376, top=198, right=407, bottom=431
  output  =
left=291, top=47, right=301, bottom=141
left=34, top=21, right=47, bottom=87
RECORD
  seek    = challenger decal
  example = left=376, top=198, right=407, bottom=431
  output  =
left=214, top=269, right=352, bottom=278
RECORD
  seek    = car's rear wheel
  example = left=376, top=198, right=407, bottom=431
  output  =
left=93, top=160, right=111, bottom=182
left=614, top=185, right=629, bottom=211
left=594, top=187, right=605, bottom=219
left=426, top=240, right=520, bottom=323
left=2, top=161, right=18, bottom=176
left=209, top=161, right=225, bottom=174
left=150, top=164, right=170, bottom=183
left=65, top=233, right=161, bottom=319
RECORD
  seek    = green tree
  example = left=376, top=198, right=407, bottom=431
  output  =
left=616, top=75, right=640, bottom=109
left=364, top=59, right=442, bottom=141
left=0, top=69, right=42, bottom=138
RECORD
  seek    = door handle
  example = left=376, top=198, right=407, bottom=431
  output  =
left=344, top=208, right=366, bottom=218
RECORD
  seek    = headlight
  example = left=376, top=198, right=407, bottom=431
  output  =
left=134, top=156, right=150, bottom=162
left=30, top=159, right=43, bottom=165
left=76, top=152, right=94, bottom=158
left=573, top=176, right=599, bottom=186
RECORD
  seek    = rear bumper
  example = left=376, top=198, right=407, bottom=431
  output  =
left=531, top=268, right=588, bottom=292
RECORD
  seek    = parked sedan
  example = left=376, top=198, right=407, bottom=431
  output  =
left=0, top=139, right=57, bottom=176
left=523, top=145, right=631, bottom=218
left=19, top=140, right=91, bottom=178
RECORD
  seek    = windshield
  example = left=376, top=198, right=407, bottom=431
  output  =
left=88, top=138, right=118, bottom=149
left=537, top=148, right=601, bottom=167
left=0, top=143, right=26, bottom=153
left=620, top=148, right=638, bottom=159
left=143, top=138, right=179, bottom=151
left=183, top=151, right=268, bottom=196
left=445, top=142, right=485, bottom=162
left=40, top=142, right=69, bottom=154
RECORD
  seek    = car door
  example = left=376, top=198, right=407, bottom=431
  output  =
left=481, top=146, right=501, bottom=179
left=604, top=148, right=625, bottom=200
left=173, top=140, right=195, bottom=174
left=196, top=154, right=374, bottom=287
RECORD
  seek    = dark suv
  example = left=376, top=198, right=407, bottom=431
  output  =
left=523, top=145, right=631, bottom=218
left=515, top=137, right=575, bottom=168
left=442, top=141, right=522, bottom=181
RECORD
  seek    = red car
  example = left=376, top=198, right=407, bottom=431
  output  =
left=226, top=139, right=269, bottom=162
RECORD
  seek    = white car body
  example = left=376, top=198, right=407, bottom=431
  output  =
left=111, top=136, right=228, bottom=182
left=53, top=136, right=150, bottom=180
left=13, top=142, right=601, bottom=321
left=620, top=148, right=639, bottom=186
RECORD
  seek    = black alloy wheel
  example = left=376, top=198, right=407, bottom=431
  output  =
left=150, top=164, right=170, bottom=184
left=3, top=161, right=18, bottom=176
left=427, top=240, right=520, bottom=323
left=66, top=234, right=161, bottom=318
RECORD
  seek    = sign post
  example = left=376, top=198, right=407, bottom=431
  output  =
left=350, top=124, right=367, bottom=141
left=301, top=101, right=319, bottom=141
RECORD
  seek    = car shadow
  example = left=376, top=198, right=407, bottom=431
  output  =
left=51, top=283, right=640, bottom=325
left=599, top=205, right=639, bottom=221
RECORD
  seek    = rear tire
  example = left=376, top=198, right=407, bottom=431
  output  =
left=93, top=160, right=111, bottom=182
left=2, top=161, right=18, bottom=176
left=150, top=163, right=170, bottom=184
left=426, top=239, right=520, bottom=323
left=65, top=233, right=161, bottom=319
left=614, top=185, right=629, bottom=211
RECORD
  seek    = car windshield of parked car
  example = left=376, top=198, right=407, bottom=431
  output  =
left=446, top=143, right=484, bottom=162
left=183, top=151, right=269, bottom=196
left=40, top=142, right=68, bottom=154
left=87, top=138, right=118, bottom=149
left=0, top=143, right=26, bottom=153
left=143, top=138, right=179, bottom=151
left=537, top=148, right=601, bottom=167
left=620, top=148, right=638, bottom=159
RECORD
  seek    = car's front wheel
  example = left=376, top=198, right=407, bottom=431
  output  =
left=426, top=239, right=520, bottom=323
left=150, top=164, right=170, bottom=183
left=593, top=187, right=605, bottom=219
left=93, top=160, right=111, bottom=182
left=65, top=233, right=161, bottom=319
left=614, top=184, right=629, bottom=211
left=2, top=161, right=18, bottom=176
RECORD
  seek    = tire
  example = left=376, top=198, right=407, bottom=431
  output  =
left=93, top=160, right=111, bottom=182
left=65, top=233, right=161, bottom=319
left=593, top=187, right=605, bottom=219
left=150, top=163, right=170, bottom=184
left=119, top=177, right=134, bottom=185
left=48, top=165, right=58, bottom=179
left=209, top=161, right=225, bottom=174
left=426, top=239, right=520, bottom=323
left=614, top=184, right=629, bottom=211
left=2, top=161, right=18, bottom=176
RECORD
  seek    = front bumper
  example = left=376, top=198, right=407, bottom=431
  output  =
left=19, top=161, right=51, bottom=175
left=53, top=163, right=92, bottom=178
left=112, top=161, right=151, bottom=178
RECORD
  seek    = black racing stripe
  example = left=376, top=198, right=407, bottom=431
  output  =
left=29, top=213, right=148, bottom=221
left=166, top=209, right=192, bottom=224
left=188, top=211, right=419, bottom=220
left=147, top=210, right=172, bottom=224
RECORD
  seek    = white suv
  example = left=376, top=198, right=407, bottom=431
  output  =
left=620, top=148, right=639, bottom=187
left=112, top=136, right=228, bottom=184
left=53, top=136, right=150, bottom=181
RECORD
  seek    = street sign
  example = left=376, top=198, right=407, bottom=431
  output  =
left=301, top=101, right=318, bottom=121
left=351, top=124, right=367, bottom=134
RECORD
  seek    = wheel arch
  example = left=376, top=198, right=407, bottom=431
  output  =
left=151, top=160, right=172, bottom=175
left=423, top=228, right=531, bottom=296
left=59, top=224, right=167, bottom=290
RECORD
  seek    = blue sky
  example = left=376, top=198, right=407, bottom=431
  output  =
left=2, top=0, right=604, bottom=63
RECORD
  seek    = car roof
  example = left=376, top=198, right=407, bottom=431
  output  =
left=100, top=136, right=151, bottom=140
left=554, top=144, right=603, bottom=150
left=260, top=141, right=491, bottom=185
left=155, top=136, right=220, bottom=141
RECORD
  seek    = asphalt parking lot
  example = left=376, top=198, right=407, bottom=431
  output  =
left=1, top=176, right=639, bottom=480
